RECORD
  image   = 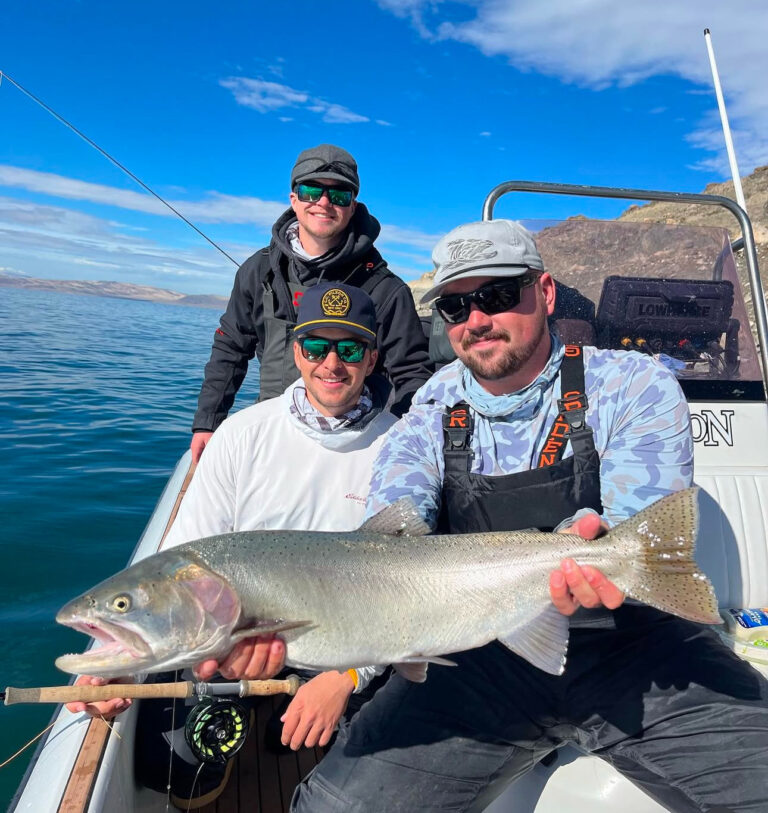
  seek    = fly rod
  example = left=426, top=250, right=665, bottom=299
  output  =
left=1, top=675, right=301, bottom=706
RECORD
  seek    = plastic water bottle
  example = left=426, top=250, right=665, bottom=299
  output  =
left=722, top=608, right=768, bottom=644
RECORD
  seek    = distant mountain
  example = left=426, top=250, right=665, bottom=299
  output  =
left=408, top=165, right=768, bottom=315
left=0, top=274, right=228, bottom=310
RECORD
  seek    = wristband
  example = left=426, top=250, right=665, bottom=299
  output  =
left=346, top=668, right=359, bottom=689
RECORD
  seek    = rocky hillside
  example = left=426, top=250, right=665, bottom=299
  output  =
left=409, top=165, right=768, bottom=317
left=0, top=274, right=228, bottom=310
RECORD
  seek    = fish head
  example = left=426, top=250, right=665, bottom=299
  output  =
left=55, top=552, right=242, bottom=678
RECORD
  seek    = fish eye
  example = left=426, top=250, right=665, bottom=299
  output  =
left=110, top=594, right=132, bottom=613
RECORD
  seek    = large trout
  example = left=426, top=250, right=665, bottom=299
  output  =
left=55, top=487, right=720, bottom=680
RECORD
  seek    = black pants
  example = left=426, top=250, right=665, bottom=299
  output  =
left=292, top=607, right=768, bottom=812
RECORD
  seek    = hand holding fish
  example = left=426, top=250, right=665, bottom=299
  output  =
left=280, top=671, right=355, bottom=750
left=194, top=635, right=286, bottom=681
left=550, top=511, right=625, bottom=616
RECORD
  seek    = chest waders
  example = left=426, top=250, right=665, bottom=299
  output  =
left=438, top=346, right=607, bottom=627
left=260, top=275, right=307, bottom=401
left=438, top=346, right=602, bottom=534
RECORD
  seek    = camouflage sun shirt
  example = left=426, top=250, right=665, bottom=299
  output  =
left=365, top=335, right=693, bottom=529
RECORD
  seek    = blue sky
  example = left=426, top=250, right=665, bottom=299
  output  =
left=1, top=0, right=766, bottom=295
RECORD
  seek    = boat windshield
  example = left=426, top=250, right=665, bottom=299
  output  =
left=521, top=218, right=763, bottom=400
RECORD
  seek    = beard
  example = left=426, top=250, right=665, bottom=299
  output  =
left=457, top=316, right=548, bottom=381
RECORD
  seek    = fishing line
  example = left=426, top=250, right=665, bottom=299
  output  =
left=0, top=69, right=239, bottom=267
left=0, top=721, right=56, bottom=769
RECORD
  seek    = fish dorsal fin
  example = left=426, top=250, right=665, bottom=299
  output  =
left=359, top=499, right=431, bottom=537
left=497, top=604, right=569, bottom=676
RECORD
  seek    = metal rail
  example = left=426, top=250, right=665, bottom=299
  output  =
left=482, top=181, right=768, bottom=386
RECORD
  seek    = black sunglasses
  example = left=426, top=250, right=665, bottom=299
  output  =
left=434, top=274, right=540, bottom=324
left=295, top=183, right=354, bottom=208
left=297, top=336, right=370, bottom=363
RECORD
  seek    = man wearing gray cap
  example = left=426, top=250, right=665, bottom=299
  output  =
left=291, top=220, right=768, bottom=812
left=190, top=144, right=431, bottom=462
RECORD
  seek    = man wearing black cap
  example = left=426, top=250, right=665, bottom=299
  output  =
left=190, top=143, right=432, bottom=462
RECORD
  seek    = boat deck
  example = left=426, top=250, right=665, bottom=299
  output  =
left=196, top=693, right=325, bottom=813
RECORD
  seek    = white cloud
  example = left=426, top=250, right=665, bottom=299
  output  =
left=0, top=195, right=239, bottom=292
left=0, top=165, right=286, bottom=226
left=221, top=77, right=370, bottom=124
left=0, top=167, right=443, bottom=258
left=377, top=0, right=768, bottom=173
left=0, top=177, right=445, bottom=289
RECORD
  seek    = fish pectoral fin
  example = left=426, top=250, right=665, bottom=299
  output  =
left=393, top=655, right=457, bottom=683
left=358, top=499, right=432, bottom=537
left=231, top=619, right=313, bottom=642
left=497, top=604, right=569, bottom=676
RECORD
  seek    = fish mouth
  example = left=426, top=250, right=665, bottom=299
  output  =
left=55, top=617, right=153, bottom=676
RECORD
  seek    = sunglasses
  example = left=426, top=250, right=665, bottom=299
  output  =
left=295, top=183, right=354, bottom=208
left=297, top=336, right=370, bottom=363
left=434, top=274, right=540, bottom=324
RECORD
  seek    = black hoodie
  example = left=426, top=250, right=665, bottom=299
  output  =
left=192, top=204, right=432, bottom=433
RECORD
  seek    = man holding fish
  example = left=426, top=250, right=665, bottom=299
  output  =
left=67, top=283, right=397, bottom=805
left=289, top=220, right=768, bottom=812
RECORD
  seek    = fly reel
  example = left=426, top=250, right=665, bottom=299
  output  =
left=184, top=697, right=250, bottom=764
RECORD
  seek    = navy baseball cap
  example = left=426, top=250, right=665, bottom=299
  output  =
left=293, top=283, right=377, bottom=342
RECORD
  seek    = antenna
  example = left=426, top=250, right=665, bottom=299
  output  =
left=703, top=28, right=748, bottom=214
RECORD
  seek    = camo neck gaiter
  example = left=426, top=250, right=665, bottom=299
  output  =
left=290, top=384, right=374, bottom=433
left=460, top=332, right=565, bottom=421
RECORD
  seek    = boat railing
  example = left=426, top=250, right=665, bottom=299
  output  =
left=482, top=181, right=768, bottom=387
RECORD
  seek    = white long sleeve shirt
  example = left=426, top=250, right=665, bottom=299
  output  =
left=163, top=379, right=398, bottom=689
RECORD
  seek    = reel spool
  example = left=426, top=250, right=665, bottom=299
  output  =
left=185, top=697, right=250, bottom=764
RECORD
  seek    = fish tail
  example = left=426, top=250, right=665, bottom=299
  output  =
left=611, top=487, right=721, bottom=624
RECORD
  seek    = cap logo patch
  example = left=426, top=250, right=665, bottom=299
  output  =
left=441, top=239, right=498, bottom=271
left=321, top=288, right=351, bottom=316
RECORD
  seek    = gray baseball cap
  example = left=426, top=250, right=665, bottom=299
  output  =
left=291, top=144, right=360, bottom=193
left=420, top=219, right=544, bottom=304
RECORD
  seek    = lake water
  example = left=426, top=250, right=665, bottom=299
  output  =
left=0, top=287, right=257, bottom=806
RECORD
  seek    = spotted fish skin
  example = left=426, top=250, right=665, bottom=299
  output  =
left=55, top=488, right=720, bottom=680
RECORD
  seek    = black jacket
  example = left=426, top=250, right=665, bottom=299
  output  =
left=192, top=204, right=433, bottom=432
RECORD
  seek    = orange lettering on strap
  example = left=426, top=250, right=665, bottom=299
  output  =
left=565, top=345, right=581, bottom=357
left=542, top=439, right=563, bottom=454
left=551, top=417, right=570, bottom=438
left=449, top=410, right=468, bottom=428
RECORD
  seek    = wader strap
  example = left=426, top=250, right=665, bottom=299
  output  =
left=442, top=402, right=474, bottom=472
left=538, top=345, right=591, bottom=468
left=262, top=275, right=276, bottom=319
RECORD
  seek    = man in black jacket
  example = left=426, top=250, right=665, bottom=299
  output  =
left=190, top=143, right=432, bottom=461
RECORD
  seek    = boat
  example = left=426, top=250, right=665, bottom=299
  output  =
left=8, top=180, right=768, bottom=813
